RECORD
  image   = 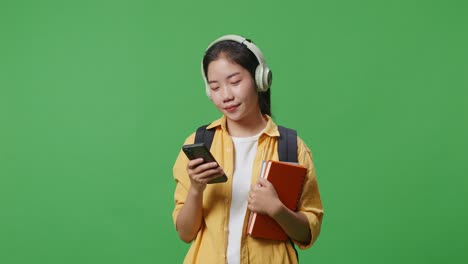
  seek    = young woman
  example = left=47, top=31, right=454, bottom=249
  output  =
left=172, top=35, right=323, bottom=264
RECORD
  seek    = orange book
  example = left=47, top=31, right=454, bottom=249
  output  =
left=246, top=160, right=307, bottom=240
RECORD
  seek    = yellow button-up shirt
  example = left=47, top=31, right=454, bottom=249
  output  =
left=173, top=115, right=323, bottom=264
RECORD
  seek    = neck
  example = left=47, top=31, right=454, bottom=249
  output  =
left=226, top=112, right=268, bottom=137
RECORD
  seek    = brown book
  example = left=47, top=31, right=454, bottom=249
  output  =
left=246, top=160, right=307, bottom=240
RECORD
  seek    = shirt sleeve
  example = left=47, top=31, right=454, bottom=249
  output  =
left=172, top=133, right=196, bottom=228
left=292, top=137, right=324, bottom=249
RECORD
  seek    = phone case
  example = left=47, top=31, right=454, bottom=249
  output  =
left=182, top=143, right=228, bottom=184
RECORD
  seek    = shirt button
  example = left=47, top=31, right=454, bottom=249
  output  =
left=224, top=198, right=229, bottom=203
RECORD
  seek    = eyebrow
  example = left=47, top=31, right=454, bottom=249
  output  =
left=208, top=72, right=241, bottom=84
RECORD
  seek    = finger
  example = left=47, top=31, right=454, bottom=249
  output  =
left=188, top=167, right=219, bottom=182
left=187, top=158, right=205, bottom=169
left=197, top=167, right=224, bottom=180
left=249, top=204, right=259, bottom=213
left=252, top=183, right=261, bottom=191
left=203, top=173, right=226, bottom=184
left=192, top=162, right=220, bottom=174
left=257, top=177, right=269, bottom=187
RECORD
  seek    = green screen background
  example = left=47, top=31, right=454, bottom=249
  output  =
left=1, top=0, right=467, bottom=263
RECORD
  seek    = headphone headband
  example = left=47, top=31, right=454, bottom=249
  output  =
left=201, top=34, right=272, bottom=97
left=205, top=35, right=267, bottom=65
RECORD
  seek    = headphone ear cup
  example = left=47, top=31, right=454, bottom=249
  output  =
left=255, top=65, right=264, bottom=91
left=255, top=65, right=272, bottom=92
left=205, top=84, right=211, bottom=98
left=264, top=67, right=272, bottom=90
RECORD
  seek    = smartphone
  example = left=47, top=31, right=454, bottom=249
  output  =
left=182, top=143, right=228, bottom=184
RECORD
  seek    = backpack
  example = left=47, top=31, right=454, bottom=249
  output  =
left=195, top=125, right=298, bottom=163
left=194, top=124, right=300, bottom=261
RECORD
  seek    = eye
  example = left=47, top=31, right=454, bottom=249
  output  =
left=210, top=85, right=220, bottom=91
left=231, top=80, right=241, bottom=86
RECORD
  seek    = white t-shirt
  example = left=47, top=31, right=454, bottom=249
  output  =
left=227, top=131, right=262, bottom=264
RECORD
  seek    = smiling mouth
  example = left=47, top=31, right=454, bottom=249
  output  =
left=224, top=104, right=240, bottom=111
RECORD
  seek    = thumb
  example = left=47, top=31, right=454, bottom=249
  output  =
left=257, top=177, right=270, bottom=187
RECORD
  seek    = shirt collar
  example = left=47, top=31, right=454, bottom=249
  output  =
left=206, top=115, right=280, bottom=137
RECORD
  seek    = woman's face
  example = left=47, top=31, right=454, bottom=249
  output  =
left=207, top=55, right=260, bottom=123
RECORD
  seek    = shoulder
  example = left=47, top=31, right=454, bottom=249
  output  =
left=296, top=140, right=317, bottom=183
left=276, top=125, right=310, bottom=152
left=296, top=136, right=311, bottom=153
left=294, top=133, right=314, bottom=166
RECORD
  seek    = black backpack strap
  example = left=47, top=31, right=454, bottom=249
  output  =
left=277, top=126, right=298, bottom=163
left=195, top=125, right=215, bottom=150
left=277, top=125, right=300, bottom=261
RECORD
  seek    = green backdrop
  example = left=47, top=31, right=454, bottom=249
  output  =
left=1, top=0, right=467, bottom=263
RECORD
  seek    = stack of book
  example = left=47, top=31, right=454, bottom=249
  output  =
left=246, top=160, right=307, bottom=241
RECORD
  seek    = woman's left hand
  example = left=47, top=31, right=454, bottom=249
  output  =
left=248, top=177, right=283, bottom=217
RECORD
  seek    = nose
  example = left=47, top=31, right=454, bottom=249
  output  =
left=221, top=85, right=234, bottom=103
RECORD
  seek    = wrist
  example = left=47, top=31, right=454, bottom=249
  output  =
left=188, top=185, right=204, bottom=199
left=269, top=199, right=286, bottom=219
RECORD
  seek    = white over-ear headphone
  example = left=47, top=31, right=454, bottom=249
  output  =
left=201, top=35, right=272, bottom=97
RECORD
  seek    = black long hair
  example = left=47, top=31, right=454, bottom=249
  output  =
left=202, top=40, right=272, bottom=116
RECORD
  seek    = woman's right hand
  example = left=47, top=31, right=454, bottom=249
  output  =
left=187, top=158, right=225, bottom=193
